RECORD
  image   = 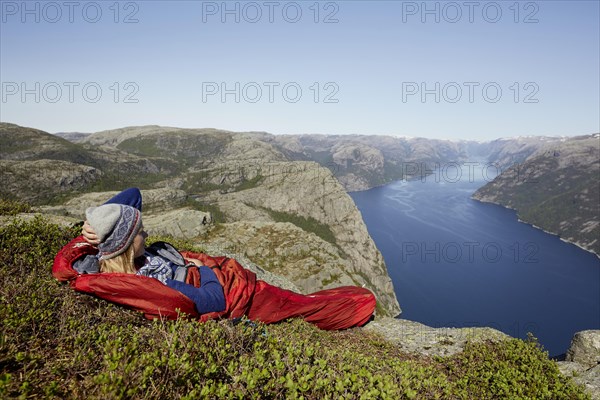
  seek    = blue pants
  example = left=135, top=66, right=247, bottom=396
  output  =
left=104, top=187, right=143, bottom=211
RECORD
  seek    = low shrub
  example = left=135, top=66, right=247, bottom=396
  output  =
left=0, top=198, right=32, bottom=216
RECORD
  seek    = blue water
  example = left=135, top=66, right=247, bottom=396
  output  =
left=350, top=165, right=600, bottom=357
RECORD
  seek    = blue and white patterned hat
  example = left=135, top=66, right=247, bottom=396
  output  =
left=85, top=204, right=142, bottom=260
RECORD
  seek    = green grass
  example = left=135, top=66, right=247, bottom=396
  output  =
left=0, top=207, right=591, bottom=399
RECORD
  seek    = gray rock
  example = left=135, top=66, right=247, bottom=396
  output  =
left=577, top=364, right=600, bottom=400
left=0, top=212, right=79, bottom=228
left=144, top=208, right=211, bottom=239
left=558, top=362, right=600, bottom=400
left=557, top=361, right=586, bottom=377
left=0, top=159, right=101, bottom=203
left=566, top=330, right=600, bottom=369
left=204, top=160, right=401, bottom=317
left=364, top=317, right=508, bottom=357
left=199, top=221, right=356, bottom=295
left=556, top=330, right=600, bottom=399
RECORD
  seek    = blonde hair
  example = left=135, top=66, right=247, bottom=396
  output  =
left=99, top=245, right=137, bottom=274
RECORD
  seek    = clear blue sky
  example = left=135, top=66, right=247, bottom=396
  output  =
left=1, top=0, right=598, bottom=140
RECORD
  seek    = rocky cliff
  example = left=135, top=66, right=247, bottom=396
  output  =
left=198, top=157, right=399, bottom=315
left=473, top=134, right=600, bottom=256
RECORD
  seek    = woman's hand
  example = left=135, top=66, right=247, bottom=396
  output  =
left=81, top=220, right=100, bottom=245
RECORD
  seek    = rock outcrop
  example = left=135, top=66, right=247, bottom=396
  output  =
left=39, top=188, right=189, bottom=218
left=558, top=330, right=600, bottom=399
left=0, top=159, right=102, bottom=203
left=566, top=330, right=600, bottom=368
left=201, top=158, right=401, bottom=316
left=200, top=221, right=357, bottom=291
left=143, top=209, right=212, bottom=238
left=364, top=317, right=508, bottom=357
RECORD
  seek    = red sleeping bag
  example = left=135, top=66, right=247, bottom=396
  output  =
left=53, top=236, right=377, bottom=330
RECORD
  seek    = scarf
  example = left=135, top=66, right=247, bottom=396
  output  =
left=136, top=251, right=174, bottom=284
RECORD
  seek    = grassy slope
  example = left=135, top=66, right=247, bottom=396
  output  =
left=0, top=203, right=589, bottom=399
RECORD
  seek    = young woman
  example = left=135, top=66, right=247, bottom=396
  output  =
left=85, top=203, right=226, bottom=314
left=66, top=188, right=377, bottom=330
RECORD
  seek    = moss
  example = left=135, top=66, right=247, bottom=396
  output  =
left=116, top=131, right=231, bottom=162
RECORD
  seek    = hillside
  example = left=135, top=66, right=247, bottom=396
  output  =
left=0, top=123, right=180, bottom=203
left=51, top=124, right=561, bottom=194
left=2, top=123, right=599, bottom=397
left=0, top=205, right=593, bottom=399
left=483, top=136, right=566, bottom=170
left=473, top=134, right=600, bottom=255
left=0, top=123, right=400, bottom=317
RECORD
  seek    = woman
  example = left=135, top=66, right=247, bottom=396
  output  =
left=68, top=188, right=377, bottom=330
left=85, top=203, right=226, bottom=314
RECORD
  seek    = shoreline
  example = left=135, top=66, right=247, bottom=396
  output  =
left=344, top=171, right=599, bottom=260
left=471, top=197, right=600, bottom=260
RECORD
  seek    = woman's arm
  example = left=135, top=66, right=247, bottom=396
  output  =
left=166, top=266, right=226, bottom=314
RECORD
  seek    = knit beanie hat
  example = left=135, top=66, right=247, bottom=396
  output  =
left=85, top=204, right=143, bottom=260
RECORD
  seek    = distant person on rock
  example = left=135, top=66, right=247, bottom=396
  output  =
left=68, top=188, right=376, bottom=330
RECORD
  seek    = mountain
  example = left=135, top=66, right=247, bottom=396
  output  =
left=0, top=123, right=181, bottom=203
left=252, top=134, right=566, bottom=192
left=2, top=123, right=598, bottom=397
left=261, top=134, right=471, bottom=191
left=483, top=136, right=566, bottom=170
left=473, top=134, right=600, bottom=255
left=53, top=131, right=92, bottom=143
